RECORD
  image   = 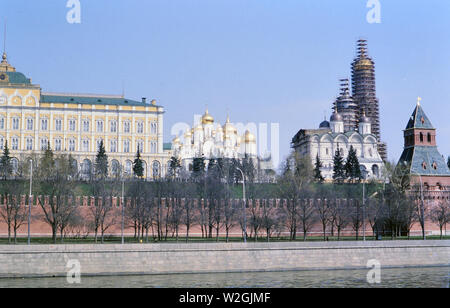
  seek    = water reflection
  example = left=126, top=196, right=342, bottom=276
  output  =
left=1, top=267, right=448, bottom=288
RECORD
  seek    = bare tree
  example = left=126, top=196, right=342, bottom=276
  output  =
left=430, top=200, right=450, bottom=239
left=36, top=151, right=78, bottom=243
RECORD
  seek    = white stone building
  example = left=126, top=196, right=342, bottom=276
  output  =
left=291, top=110, right=383, bottom=180
left=171, top=109, right=257, bottom=171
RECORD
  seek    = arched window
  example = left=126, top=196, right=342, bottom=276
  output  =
left=420, top=132, right=423, bottom=142
left=11, top=158, right=19, bottom=174
left=152, top=160, right=161, bottom=178
left=111, top=160, right=120, bottom=176
left=372, top=165, right=379, bottom=177
left=125, top=160, right=132, bottom=175
left=427, top=133, right=431, bottom=143
left=82, top=159, right=92, bottom=175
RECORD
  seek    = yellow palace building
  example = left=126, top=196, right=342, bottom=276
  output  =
left=0, top=50, right=170, bottom=179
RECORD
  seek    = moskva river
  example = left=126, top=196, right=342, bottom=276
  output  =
left=1, top=267, right=448, bottom=288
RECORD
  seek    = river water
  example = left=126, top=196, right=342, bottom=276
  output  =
left=1, top=267, right=448, bottom=288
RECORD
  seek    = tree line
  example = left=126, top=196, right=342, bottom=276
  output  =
left=0, top=143, right=448, bottom=243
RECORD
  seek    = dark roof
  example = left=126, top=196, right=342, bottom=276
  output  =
left=405, top=104, right=434, bottom=130
left=399, top=146, right=450, bottom=176
left=41, top=94, right=157, bottom=107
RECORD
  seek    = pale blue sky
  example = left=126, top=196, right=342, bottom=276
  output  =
left=2, top=0, right=450, bottom=169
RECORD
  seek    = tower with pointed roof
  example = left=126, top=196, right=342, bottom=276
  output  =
left=398, top=99, right=450, bottom=191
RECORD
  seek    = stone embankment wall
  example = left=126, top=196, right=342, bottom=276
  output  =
left=0, top=240, right=448, bottom=278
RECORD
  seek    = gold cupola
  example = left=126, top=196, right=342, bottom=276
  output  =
left=201, top=108, right=214, bottom=124
left=244, top=130, right=256, bottom=143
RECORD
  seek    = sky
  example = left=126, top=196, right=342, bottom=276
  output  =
left=2, top=0, right=450, bottom=170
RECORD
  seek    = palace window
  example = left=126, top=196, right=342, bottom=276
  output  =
left=26, top=137, right=33, bottom=151
left=0, top=117, right=4, bottom=129
left=125, top=160, right=132, bottom=175
left=137, top=140, right=144, bottom=152
left=83, top=120, right=90, bottom=132
left=26, top=118, right=34, bottom=131
left=55, top=119, right=62, bottom=131
left=82, top=139, right=89, bottom=152
left=55, top=138, right=62, bottom=151
left=150, top=141, right=157, bottom=154
left=0, top=136, right=3, bottom=150
left=137, top=121, right=144, bottom=134
left=41, top=118, right=48, bottom=131
left=69, top=139, right=76, bottom=152
left=96, top=120, right=104, bottom=133
left=69, top=119, right=76, bottom=131
left=123, top=121, right=130, bottom=133
left=123, top=139, right=130, bottom=153
left=12, top=118, right=19, bottom=130
left=110, top=140, right=117, bottom=153
left=96, top=139, right=103, bottom=152
left=110, top=120, right=117, bottom=133
left=11, top=137, right=19, bottom=150
left=40, top=138, right=49, bottom=150
left=151, top=122, right=158, bottom=134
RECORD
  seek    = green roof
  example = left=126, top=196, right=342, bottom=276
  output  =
left=2, top=71, right=31, bottom=84
left=163, top=143, right=172, bottom=151
left=399, top=146, right=450, bottom=176
left=41, top=94, right=156, bottom=107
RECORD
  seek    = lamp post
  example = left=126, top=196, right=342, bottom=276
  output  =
left=121, top=165, right=125, bottom=245
left=361, top=169, right=368, bottom=241
left=28, top=159, right=32, bottom=245
left=236, top=167, right=247, bottom=243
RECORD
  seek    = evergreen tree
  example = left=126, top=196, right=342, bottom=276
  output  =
left=95, top=140, right=108, bottom=179
left=193, top=157, right=205, bottom=175
left=345, top=146, right=362, bottom=182
left=447, top=156, right=450, bottom=170
left=332, top=149, right=346, bottom=184
left=133, top=148, right=144, bottom=178
left=168, top=156, right=181, bottom=179
left=313, top=154, right=325, bottom=183
left=38, top=142, right=56, bottom=179
left=0, top=141, right=12, bottom=180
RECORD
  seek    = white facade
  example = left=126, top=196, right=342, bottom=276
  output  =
left=292, top=111, right=383, bottom=180
left=172, top=110, right=257, bottom=170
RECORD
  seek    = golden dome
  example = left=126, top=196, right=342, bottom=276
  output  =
left=201, top=108, right=214, bottom=124
left=244, top=130, right=256, bottom=143
left=172, top=136, right=180, bottom=144
left=223, top=115, right=236, bottom=133
left=184, top=129, right=192, bottom=137
left=354, top=58, right=373, bottom=70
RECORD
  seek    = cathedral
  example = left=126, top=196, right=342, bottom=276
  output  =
left=291, top=39, right=385, bottom=181
left=171, top=109, right=258, bottom=171
left=291, top=108, right=383, bottom=181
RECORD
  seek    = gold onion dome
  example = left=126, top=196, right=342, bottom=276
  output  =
left=223, top=115, right=236, bottom=133
left=201, top=108, right=214, bottom=124
left=172, top=136, right=180, bottom=144
left=354, top=58, right=373, bottom=70
left=184, top=129, right=192, bottom=137
left=244, top=130, right=256, bottom=143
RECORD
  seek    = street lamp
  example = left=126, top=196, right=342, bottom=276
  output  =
left=28, top=159, right=33, bottom=245
left=121, top=164, right=125, bottom=245
left=236, top=167, right=247, bottom=243
left=361, top=168, right=369, bottom=241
